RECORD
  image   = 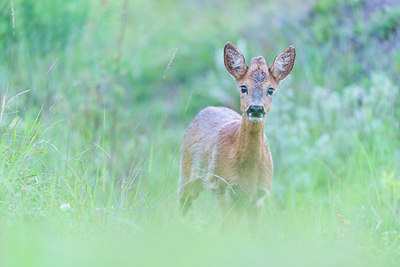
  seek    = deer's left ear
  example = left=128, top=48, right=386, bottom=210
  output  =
left=269, top=46, right=296, bottom=82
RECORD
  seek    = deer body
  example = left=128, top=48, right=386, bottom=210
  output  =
left=179, top=42, right=295, bottom=222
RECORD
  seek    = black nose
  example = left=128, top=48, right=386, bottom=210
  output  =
left=246, top=105, right=265, bottom=117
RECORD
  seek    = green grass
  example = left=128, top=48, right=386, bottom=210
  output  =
left=0, top=0, right=400, bottom=266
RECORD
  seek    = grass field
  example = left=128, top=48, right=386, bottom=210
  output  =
left=1, top=0, right=400, bottom=266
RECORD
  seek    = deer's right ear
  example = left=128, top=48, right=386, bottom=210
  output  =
left=224, top=42, right=248, bottom=80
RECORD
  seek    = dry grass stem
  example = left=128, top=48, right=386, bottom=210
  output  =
left=163, top=48, right=178, bottom=79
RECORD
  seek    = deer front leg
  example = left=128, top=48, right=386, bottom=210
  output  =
left=247, top=189, right=268, bottom=233
left=217, top=192, right=238, bottom=231
left=217, top=186, right=249, bottom=231
left=218, top=185, right=251, bottom=231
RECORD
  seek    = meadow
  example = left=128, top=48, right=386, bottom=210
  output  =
left=0, top=0, right=400, bottom=266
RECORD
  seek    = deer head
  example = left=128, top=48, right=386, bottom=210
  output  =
left=224, top=42, right=295, bottom=123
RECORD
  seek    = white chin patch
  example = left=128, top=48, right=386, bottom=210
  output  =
left=248, top=116, right=263, bottom=122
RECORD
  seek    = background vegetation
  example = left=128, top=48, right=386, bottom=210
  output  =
left=0, top=0, right=400, bottom=266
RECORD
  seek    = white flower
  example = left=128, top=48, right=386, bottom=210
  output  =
left=60, top=203, right=71, bottom=211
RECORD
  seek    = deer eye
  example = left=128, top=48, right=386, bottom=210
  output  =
left=240, top=85, right=248, bottom=94
left=267, top=88, right=274, bottom=96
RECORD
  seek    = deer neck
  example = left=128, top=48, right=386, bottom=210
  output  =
left=234, top=115, right=266, bottom=163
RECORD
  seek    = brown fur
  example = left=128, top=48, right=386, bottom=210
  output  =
left=178, top=42, right=296, bottom=225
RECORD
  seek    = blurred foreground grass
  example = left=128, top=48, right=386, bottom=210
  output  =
left=1, top=0, right=400, bottom=266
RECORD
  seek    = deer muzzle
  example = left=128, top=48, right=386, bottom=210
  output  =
left=246, top=105, right=265, bottom=122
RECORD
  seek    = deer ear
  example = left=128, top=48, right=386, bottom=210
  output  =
left=224, top=42, right=248, bottom=80
left=269, top=46, right=296, bottom=82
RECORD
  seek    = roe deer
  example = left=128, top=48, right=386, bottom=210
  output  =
left=178, top=42, right=295, bottom=225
